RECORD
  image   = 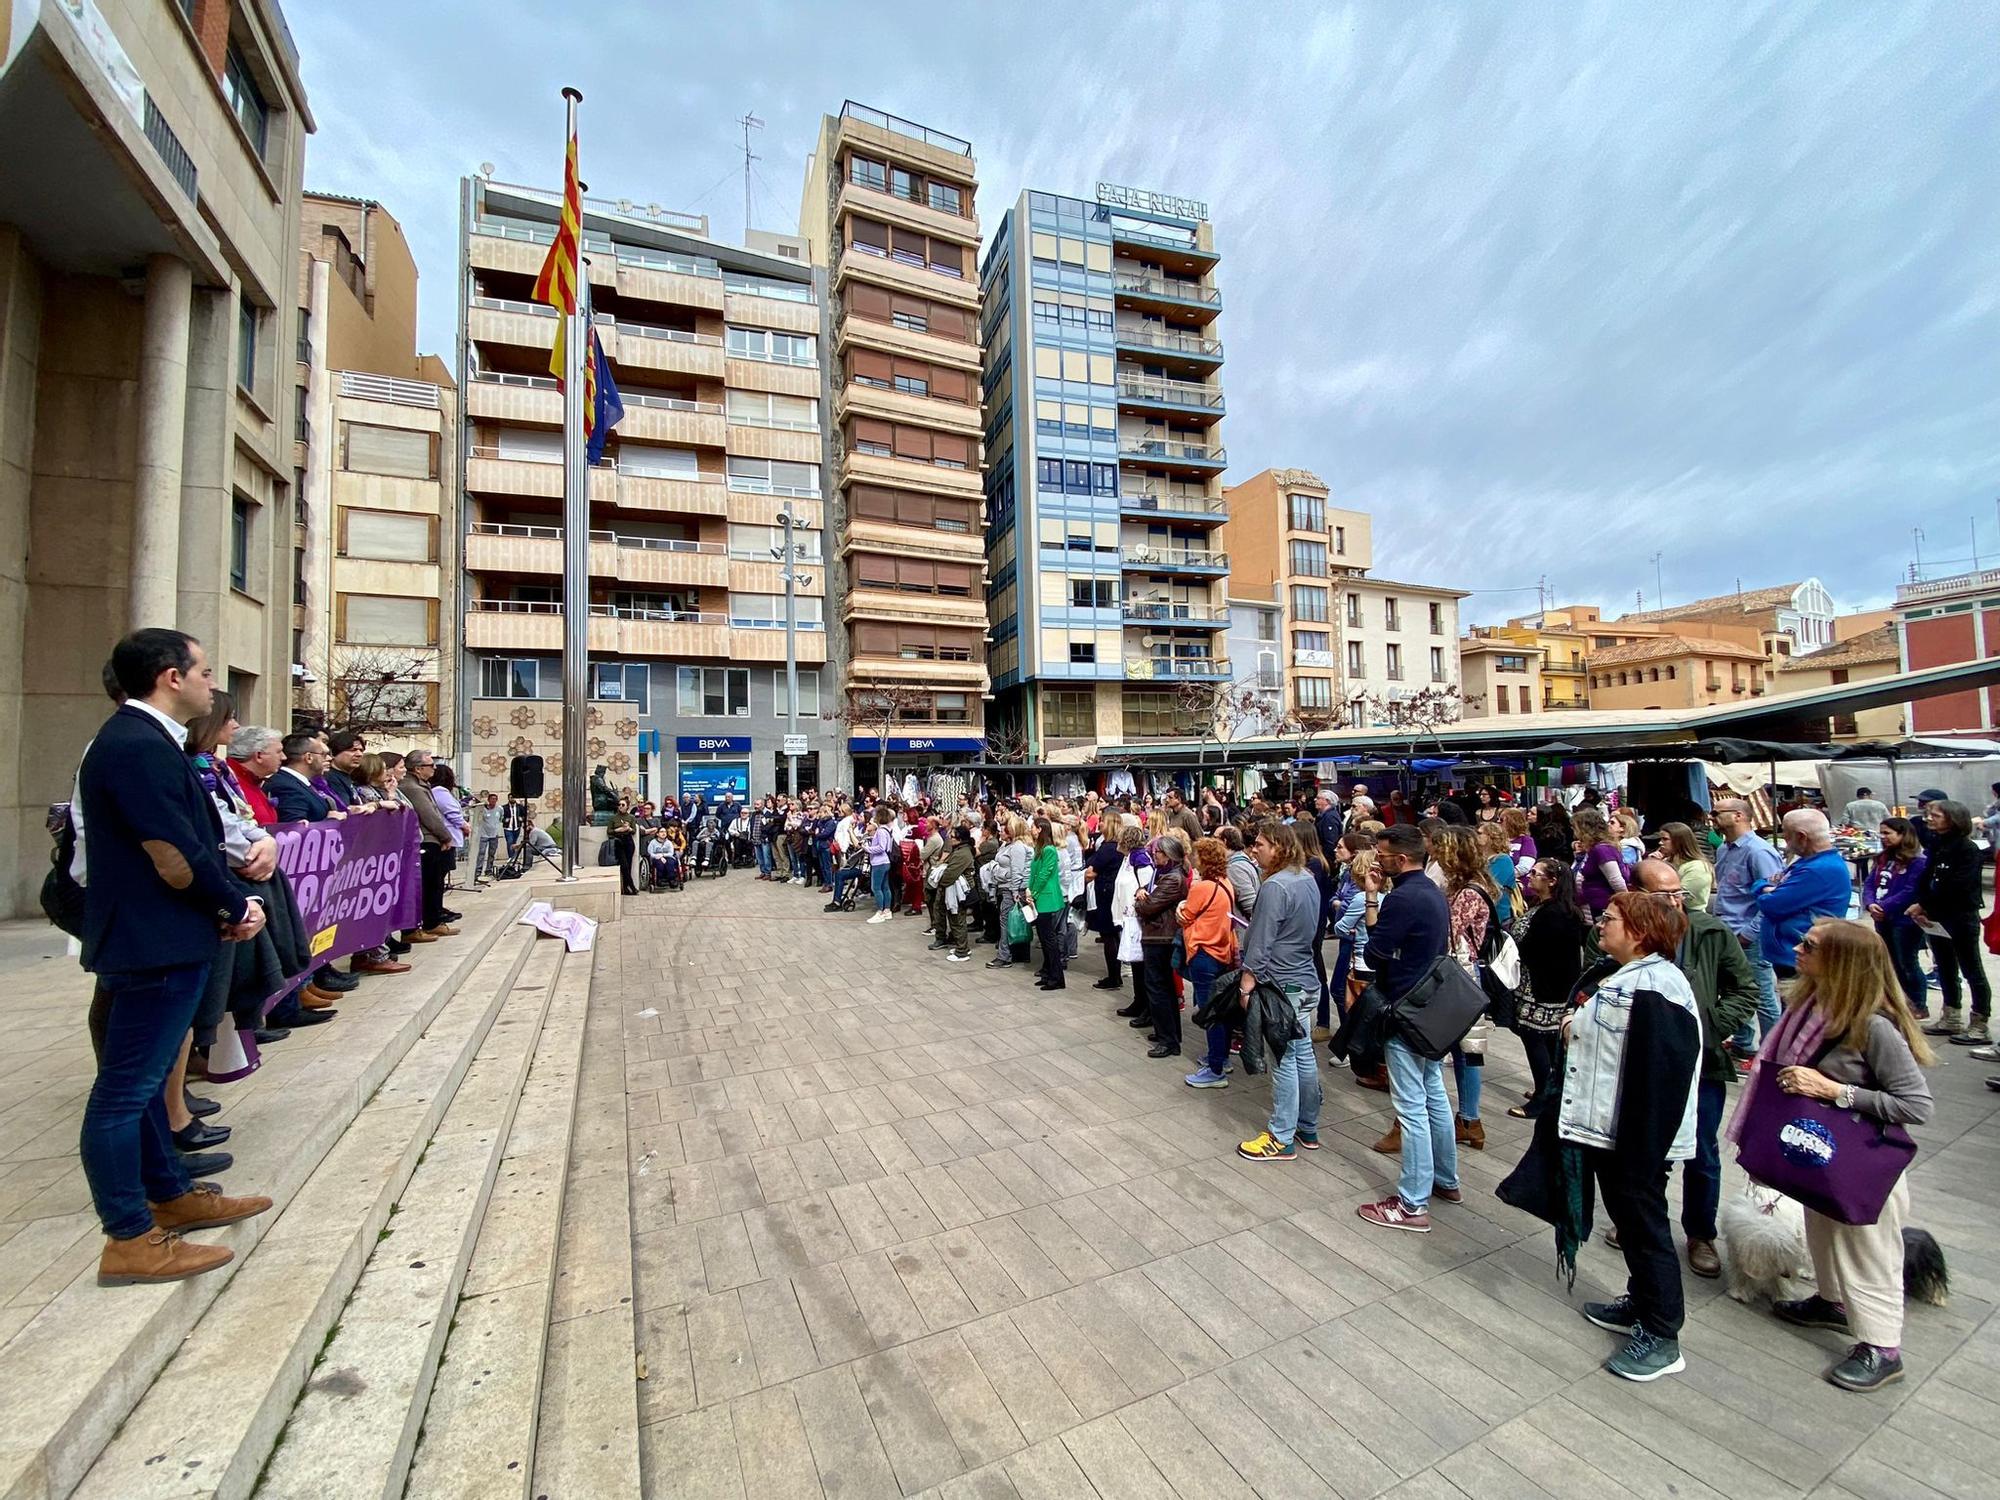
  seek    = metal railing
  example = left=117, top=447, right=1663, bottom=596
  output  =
left=626, top=390, right=723, bottom=414
left=337, top=370, right=441, bottom=408
left=1125, top=656, right=1231, bottom=680
left=470, top=294, right=554, bottom=319
left=468, top=522, right=722, bottom=554
left=1116, top=376, right=1224, bottom=410
left=1121, top=545, right=1229, bottom=569
left=1120, top=489, right=1227, bottom=516
left=142, top=93, right=198, bottom=201
left=1122, top=601, right=1228, bottom=622
left=616, top=246, right=723, bottom=278
left=470, top=369, right=558, bottom=391
left=840, top=101, right=972, bottom=156
left=1107, top=220, right=1207, bottom=252
left=1121, top=438, right=1227, bottom=465
left=1897, top=567, right=2000, bottom=602
left=613, top=320, right=723, bottom=347
left=1113, top=274, right=1220, bottom=306
left=1113, top=326, right=1222, bottom=357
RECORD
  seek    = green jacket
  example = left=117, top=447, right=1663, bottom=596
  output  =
left=1679, top=909, right=1759, bottom=1086
left=939, top=843, right=975, bottom=892
left=1028, top=845, right=1063, bottom=914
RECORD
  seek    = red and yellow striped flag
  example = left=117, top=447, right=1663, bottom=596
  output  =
left=534, top=118, right=583, bottom=379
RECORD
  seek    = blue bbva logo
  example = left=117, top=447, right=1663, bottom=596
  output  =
left=1779, top=1118, right=1836, bottom=1169
left=694, top=738, right=733, bottom=750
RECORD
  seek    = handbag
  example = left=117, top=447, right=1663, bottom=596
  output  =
left=1003, top=903, right=1030, bottom=947
left=1388, top=955, right=1491, bottom=1061
left=1734, top=1047, right=1916, bottom=1225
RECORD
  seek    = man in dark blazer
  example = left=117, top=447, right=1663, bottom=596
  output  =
left=322, top=728, right=365, bottom=806
left=79, top=629, right=273, bottom=1286
left=266, top=732, right=338, bottom=824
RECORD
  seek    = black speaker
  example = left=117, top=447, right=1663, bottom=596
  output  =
left=509, top=754, right=545, bottom=799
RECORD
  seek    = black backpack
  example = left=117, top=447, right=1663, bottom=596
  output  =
left=41, top=802, right=85, bottom=938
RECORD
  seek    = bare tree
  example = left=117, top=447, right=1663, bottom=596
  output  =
left=1356, top=683, right=1482, bottom=756
left=323, top=648, right=439, bottom=734
left=1177, top=678, right=1269, bottom=772
left=1274, top=705, right=1344, bottom=802
left=982, top=720, right=1032, bottom=766
left=836, top=682, right=934, bottom=801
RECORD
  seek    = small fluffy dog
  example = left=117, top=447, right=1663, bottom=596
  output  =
left=1718, top=1187, right=1951, bottom=1307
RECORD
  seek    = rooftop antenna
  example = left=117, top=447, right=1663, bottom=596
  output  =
left=1651, top=551, right=1664, bottom=612
left=1912, top=527, right=1925, bottom=579
left=1972, top=516, right=1981, bottom=572
left=738, top=111, right=764, bottom=239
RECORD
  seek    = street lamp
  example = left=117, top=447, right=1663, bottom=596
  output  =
left=774, top=508, right=813, bottom=797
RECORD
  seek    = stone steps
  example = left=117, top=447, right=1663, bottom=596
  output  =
left=401, top=951, right=594, bottom=1499
left=68, top=922, right=541, bottom=1500
left=251, top=940, right=573, bottom=1500
left=0, top=890, right=534, bottom=1500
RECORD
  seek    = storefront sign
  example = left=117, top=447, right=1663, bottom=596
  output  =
left=676, top=736, right=750, bottom=753
left=847, top=736, right=986, bottom=754
left=782, top=734, right=809, bottom=756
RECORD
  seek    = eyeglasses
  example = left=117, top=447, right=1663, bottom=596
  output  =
left=1797, top=936, right=1820, bottom=954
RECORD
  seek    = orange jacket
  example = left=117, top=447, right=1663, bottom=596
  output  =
left=1179, top=876, right=1237, bottom=962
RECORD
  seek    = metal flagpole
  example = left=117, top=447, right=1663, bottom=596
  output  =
left=559, top=85, right=587, bottom=880
left=780, top=506, right=799, bottom=797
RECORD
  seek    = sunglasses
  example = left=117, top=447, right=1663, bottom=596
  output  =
left=1797, top=936, right=1820, bottom=954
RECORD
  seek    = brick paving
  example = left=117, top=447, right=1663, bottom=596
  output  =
left=610, top=879, right=1999, bottom=1499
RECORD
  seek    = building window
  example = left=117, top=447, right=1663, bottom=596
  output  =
left=1430, top=647, right=1445, bottom=682
left=1495, top=653, right=1529, bottom=673
left=293, top=381, right=308, bottom=434
left=1384, top=598, right=1401, bottom=632
left=590, top=661, right=650, bottom=712
left=1665, top=665, right=1676, bottom=680
left=1287, top=494, right=1326, bottom=532
left=1288, top=539, right=1327, bottom=578
left=1045, top=689, right=1095, bottom=739
left=728, top=522, right=822, bottom=562
left=337, top=593, right=435, bottom=645
left=848, top=155, right=887, bottom=192
left=1122, top=690, right=1192, bottom=739
left=341, top=422, right=437, bottom=478
left=340, top=508, right=434, bottom=562
left=1518, top=685, right=1530, bottom=713
left=726, top=326, right=816, bottom=365
left=1385, top=643, right=1404, bottom=681
left=224, top=43, right=269, bottom=157
left=676, top=666, right=749, bottom=717
left=1295, top=631, right=1330, bottom=653
left=237, top=295, right=259, bottom=392
left=932, top=692, right=970, bottom=724
left=1256, top=610, right=1277, bottom=642
left=1429, top=601, right=1444, bottom=634
left=479, top=657, right=559, bottom=699
left=726, top=457, right=820, bottom=497
left=1346, top=640, right=1365, bottom=676
left=295, top=306, right=311, bottom=364
left=1346, top=593, right=1362, bottom=627
left=1069, top=578, right=1116, bottom=609
left=230, top=498, right=251, bottom=591
left=1495, top=688, right=1510, bottom=714
left=1334, top=525, right=1346, bottom=556
left=725, top=390, right=818, bottom=429
left=773, top=669, right=822, bottom=719
left=1062, top=641, right=1094, bottom=665
left=730, top=593, right=824, bottom=629
left=1296, top=677, right=1333, bottom=709
left=927, top=182, right=963, bottom=216
left=1289, top=584, right=1328, bottom=623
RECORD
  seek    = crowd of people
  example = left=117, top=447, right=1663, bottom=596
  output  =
left=65, top=629, right=502, bottom=1288
left=64, top=634, right=1969, bottom=1397
left=731, top=773, right=1955, bottom=1393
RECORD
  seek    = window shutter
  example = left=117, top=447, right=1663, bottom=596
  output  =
left=850, top=349, right=893, bottom=383
left=852, top=417, right=894, bottom=449
left=931, top=434, right=970, bottom=467
left=895, top=557, right=935, bottom=588
left=850, top=217, right=888, bottom=251
left=343, top=423, right=434, bottom=478
left=340, top=594, right=430, bottom=644
left=890, top=226, right=927, bottom=256
left=848, top=283, right=893, bottom=320
left=849, top=485, right=895, bottom=521
left=857, top=623, right=897, bottom=653
left=343, top=509, right=433, bottom=562
left=855, top=553, right=896, bottom=585
left=935, top=561, right=974, bottom=593
left=891, top=425, right=930, bottom=461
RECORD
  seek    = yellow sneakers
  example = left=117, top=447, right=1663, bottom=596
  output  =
left=1237, top=1132, right=1298, bottom=1163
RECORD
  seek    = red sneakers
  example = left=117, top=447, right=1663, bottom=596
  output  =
left=1357, top=1195, right=1432, bottom=1233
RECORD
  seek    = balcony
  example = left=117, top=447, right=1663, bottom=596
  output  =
left=1124, top=656, right=1231, bottom=682
left=1112, top=273, right=1222, bottom=324
left=1122, top=601, right=1229, bottom=628
left=1113, top=326, right=1223, bottom=376
left=842, top=588, right=989, bottom=629
left=1121, top=544, right=1229, bottom=576
left=1108, top=220, right=1218, bottom=270
left=606, top=320, right=725, bottom=380
left=839, top=446, right=983, bottom=499
left=835, top=246, right=980, bottom=310
left=1119, top=436, right=1227, bottom=475
left=337, top=371, right=441, bottom=409
left=465, top=523, right=728, bottom=589
left=621, top=389, right=727, bottom=448
left=463, top=600, right=619, bottom=654
left=1115, top=375, right=1224, bottom=425
left=1118, top=488, right=1228, bottom=526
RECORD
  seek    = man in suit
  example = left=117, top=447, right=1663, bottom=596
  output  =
left=322, top=728, right=365, bottom=806
left=79, top=629, right=273, bottom=1285
left=400, top=749, right=456, bottom=939
left=264, top=733, right=362, bottom=1003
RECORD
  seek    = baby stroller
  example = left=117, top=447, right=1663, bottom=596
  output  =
left=690, top=814, right=728, bottom=878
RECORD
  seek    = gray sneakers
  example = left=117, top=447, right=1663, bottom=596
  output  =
left=1605, top=1327, right=1685, bottom=1382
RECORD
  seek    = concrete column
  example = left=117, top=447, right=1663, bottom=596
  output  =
left=130, top=254, right=192, bottom=629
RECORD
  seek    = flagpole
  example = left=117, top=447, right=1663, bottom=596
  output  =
left=559, top=84, right=587, bottom=881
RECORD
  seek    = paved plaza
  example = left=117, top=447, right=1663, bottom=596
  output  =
left=613, top=876, right=2000, bottom=1500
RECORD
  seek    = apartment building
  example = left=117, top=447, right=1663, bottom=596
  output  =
left=0, top=0, right=310, bottom=913
left=1617, top=579, right=1838, bottom=676
left=1476, top=613, right=1590, bottom=711
left=1585, top=634, right=1770, bottom=710
left=458, top=176, right=837, bottom=811
left=294, top=194, right=458, bottom=756
left=1222, top=469, right=1358, bottom=719
left=797, top=103, right=987, bottom=782
left=981, top=184, right=1226, bottom=756
left=1459, top=635, right=1547, bottom=718
left=1892, top=568, right=2000, bottom=737
left=1224, top=592, right=1284, bottom=737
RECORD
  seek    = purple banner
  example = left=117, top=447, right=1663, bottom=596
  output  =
left=272, top=806, right=423, bottom=965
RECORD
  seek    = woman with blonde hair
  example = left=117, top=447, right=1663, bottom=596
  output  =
left=1652, top=821, right=1714, bottom=913
left=1735, top=918, right=1933, bottom=1392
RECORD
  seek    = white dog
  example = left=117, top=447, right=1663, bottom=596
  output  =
left=1718, top=1186, right=1813, bottom=1304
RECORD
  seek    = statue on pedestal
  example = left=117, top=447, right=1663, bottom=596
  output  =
left=590, top=764, right=618, bottom=825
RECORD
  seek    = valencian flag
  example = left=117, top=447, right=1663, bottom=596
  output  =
left=533, top=113, right=583, bottom=377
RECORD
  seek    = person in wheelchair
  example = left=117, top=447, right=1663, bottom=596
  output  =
left=646, top=824, right=684, bottom=891
left=691, top=810, right=727, bottom=876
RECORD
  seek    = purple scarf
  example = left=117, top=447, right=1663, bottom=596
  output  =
left=1725, top=1002, right=1829, bottom=1148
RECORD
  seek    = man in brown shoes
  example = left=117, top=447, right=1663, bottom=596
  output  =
left=99, top=1186, right=274, bottom=1285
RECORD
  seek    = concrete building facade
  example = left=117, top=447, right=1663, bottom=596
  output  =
left=1893, top=568, right=2000, bottom=737
left=458, top=176, right=838, bottom=812
left=980, top=183, right=1227, bottom=757
left=1223, top=591, right=1284, bottom=738
left=0, top=0, right=310, bottom=913
left=1459, top=635, right=1547, bottom=719
left=1774, top=623, right=1903, bottom=740
left=295, top=194, right=458, bottom=757
left=1584, top=633, right=1770, bottom=710
left=797, top=103, right=987, bottom=785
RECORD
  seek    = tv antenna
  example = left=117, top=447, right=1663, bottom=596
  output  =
left=738, top=112, right=764, bottom=237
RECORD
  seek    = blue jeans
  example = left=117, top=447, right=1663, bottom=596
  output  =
left=817, top=846, right=834, bottom=887
left=870, top=864, right=891, bottom=911
left=754, top=842, right=774, bottom=876
left=1451, top=1049, right=1483, bottom=1121
left=82, top=962, right=209, bottom=1239
left=1267, top=1015, right=1321, bottom=1146
left=1878, top=920, right=1928, bottom=1014
left=1731, top=954, right=1783, bottom=1052
left=831, top=865, right=855, bottom=903
left=1680, top=1077, right=1726, bottom=1240
left=1186, top=952, right=1229, bottom=1073
left=1385, top=1037, right=1458, bottom=1211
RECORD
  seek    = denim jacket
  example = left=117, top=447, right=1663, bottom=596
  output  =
left=1557, top=953, right=1700, bottom=1161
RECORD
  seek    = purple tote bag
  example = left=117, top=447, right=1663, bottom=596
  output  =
left=1735, top=1073, right=1915, bottom=1226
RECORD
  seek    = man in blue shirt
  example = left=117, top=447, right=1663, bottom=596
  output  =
left=1755, top=808, right=1854, bottom=975
left=1710, top=798, right=1783, bottom=1060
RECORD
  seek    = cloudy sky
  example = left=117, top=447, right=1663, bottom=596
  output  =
left=290, top=0, right=1999, bottom=625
